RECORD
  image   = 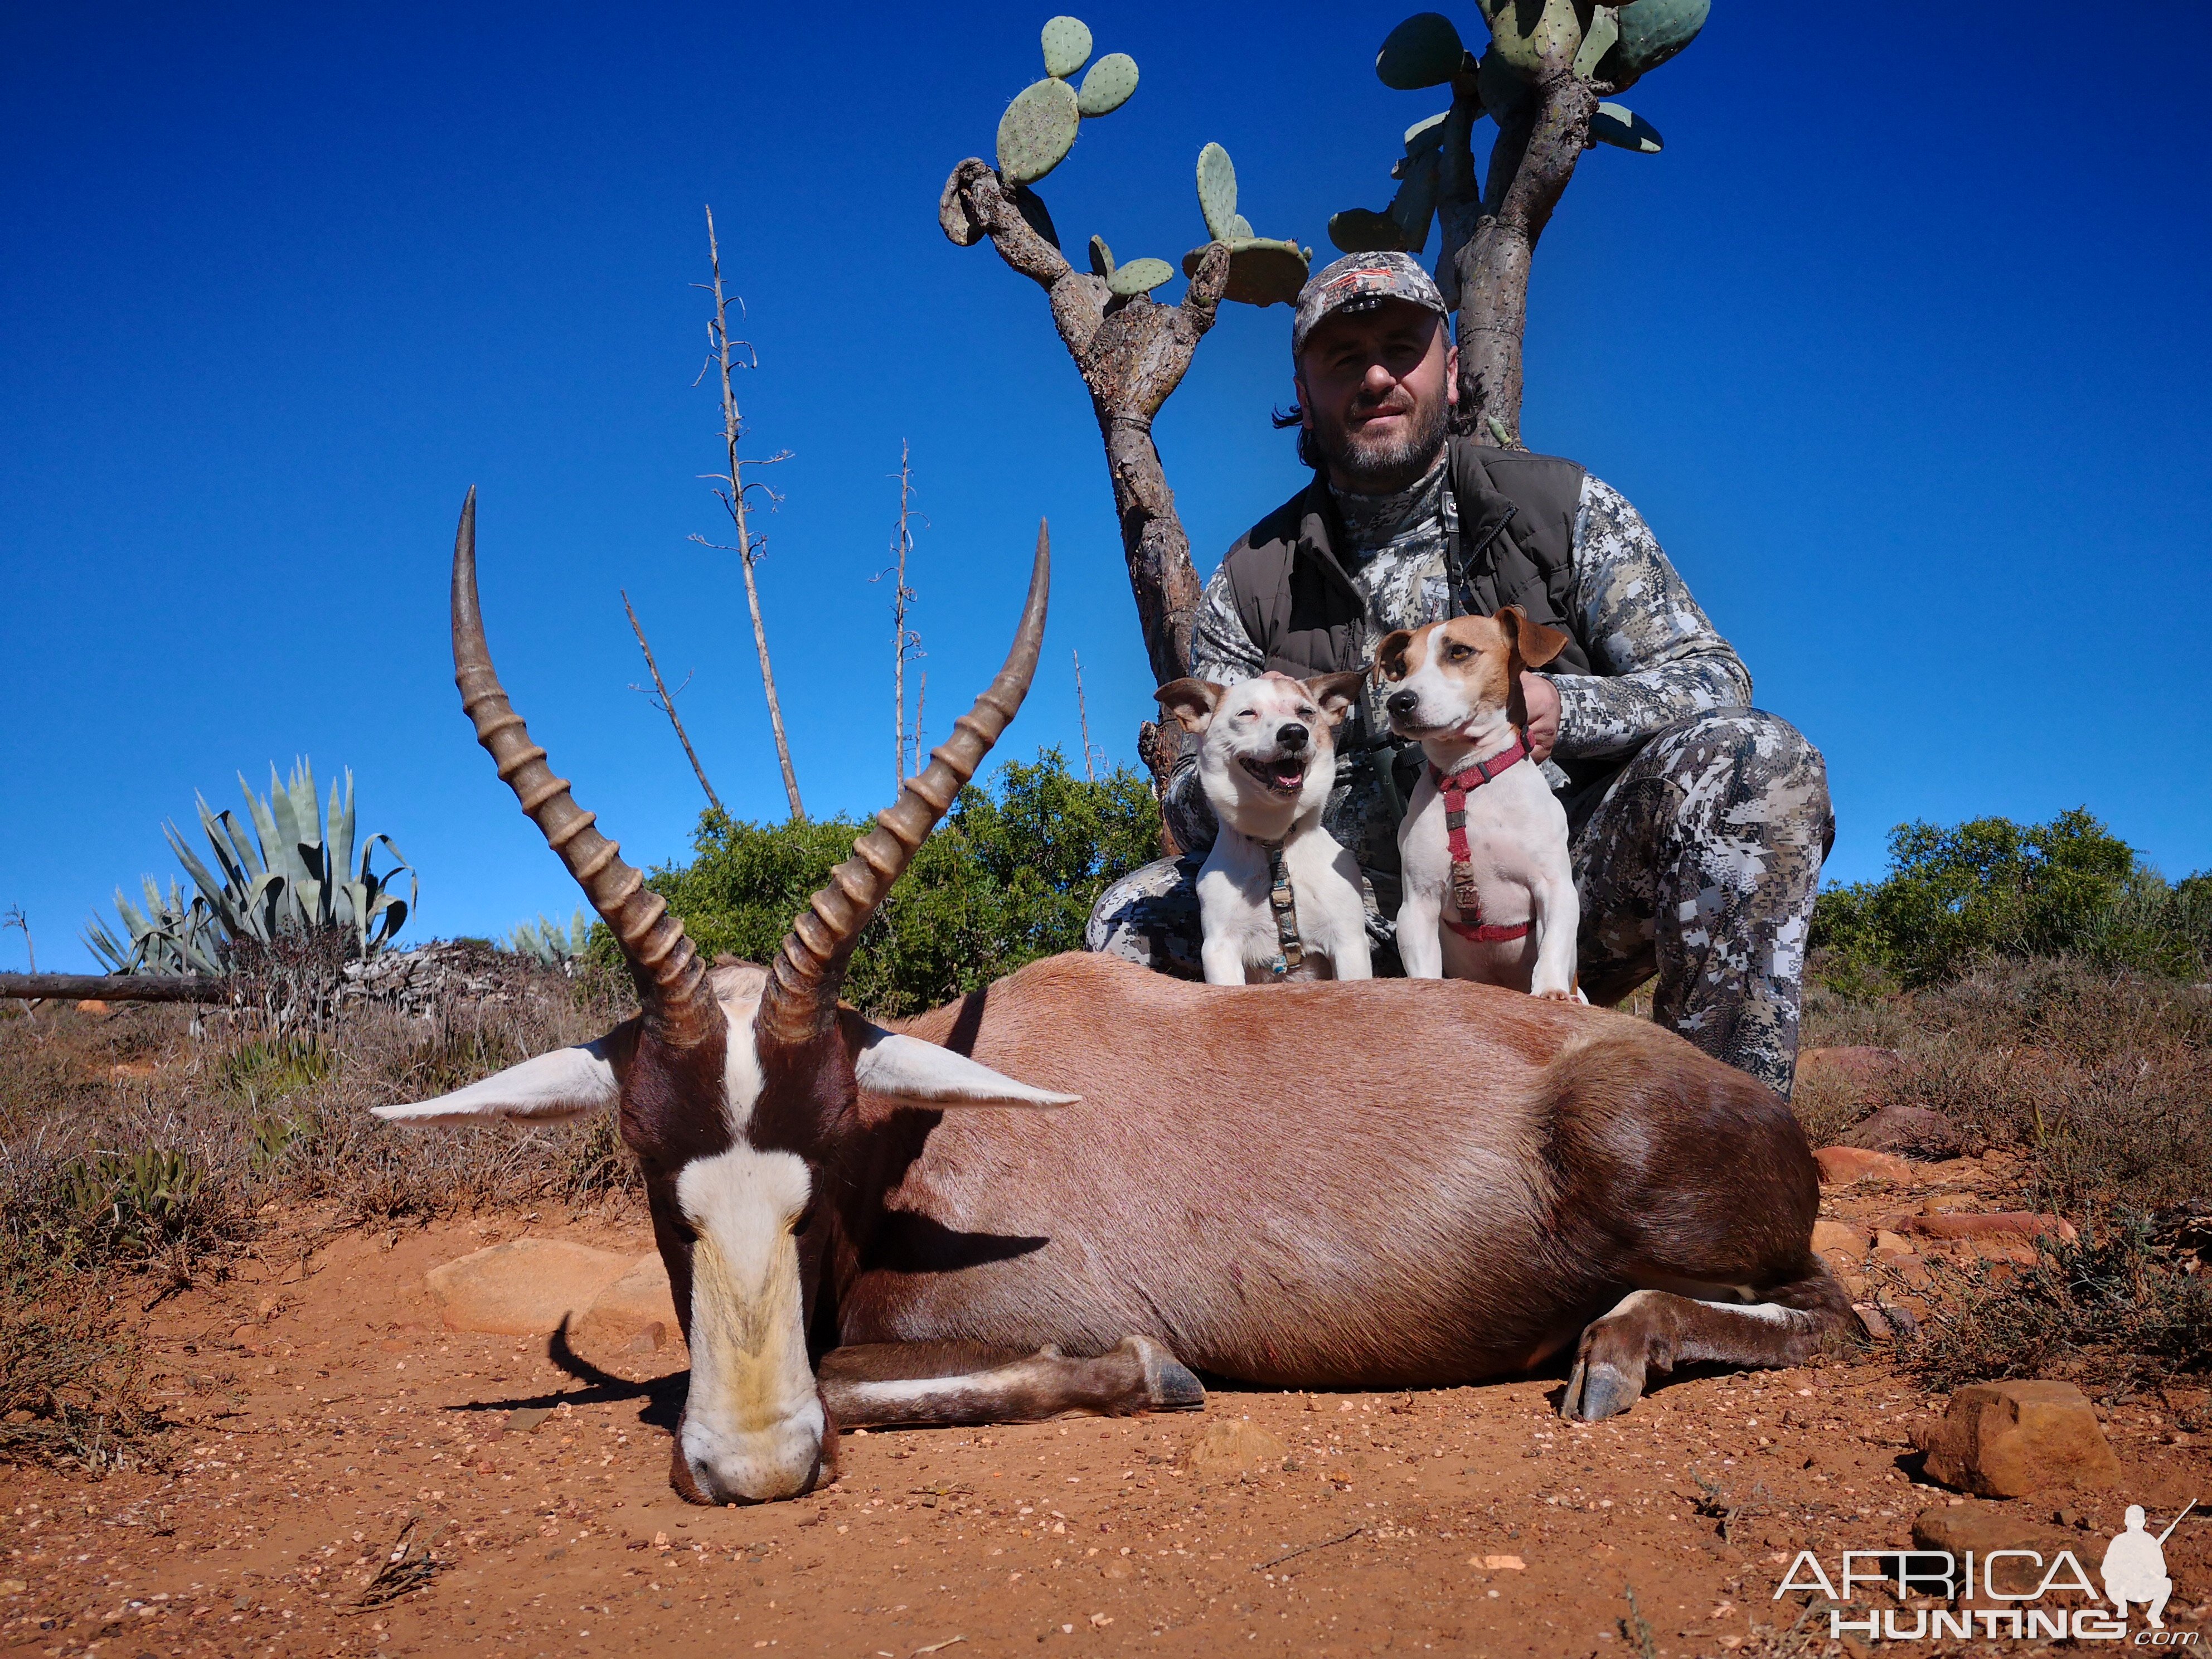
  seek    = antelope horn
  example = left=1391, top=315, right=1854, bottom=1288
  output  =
left=757, top=521, right=1051, bottom=1045
left=450, top=489, right=716, bottom=1048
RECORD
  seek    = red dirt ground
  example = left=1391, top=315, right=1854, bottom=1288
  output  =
left=4, top=1160, right=2207, bottom=1658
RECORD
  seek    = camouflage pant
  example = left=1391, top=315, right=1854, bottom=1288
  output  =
left=1085, top=710, right=1833, bottom=1099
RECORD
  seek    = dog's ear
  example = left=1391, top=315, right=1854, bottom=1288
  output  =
left=1154, top=677, right=1221, bottom=734
left=1374, top=629, right=1416, bottom=683
left=1498, top=605, right=1571, bottom=671
left=1303, top=671, right=1366, bottom=728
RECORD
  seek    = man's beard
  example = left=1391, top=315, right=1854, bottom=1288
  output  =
left=1310, top=389, right=1449, bottom=494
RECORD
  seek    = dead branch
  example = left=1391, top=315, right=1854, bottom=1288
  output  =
left=622, top=589, right=724, bottom=816
left=698, top=203, right=806, bottom=820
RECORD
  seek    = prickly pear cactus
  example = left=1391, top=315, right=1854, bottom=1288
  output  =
left=939, top=168, right=985, bottom=247
left=1475, top=48, right=1529, bottom=119
left=1474, top=0, right=1585, bottom=81
left=998, top=76, right=1083, bottom=184
left=1008, top=182, right=1060, bottom=249
left=1196, top=143, right=1238, bottom=243
left=1589, top=102, right=1662, bottom=153
left=1328, top=208, right=1409, bottom=255
left=1041, top=16, right=1093, bottom=79
left=1593, top=0, right=1710, bottom=92
left=1375, top=12, right=1465, bottom=89
left=1180, top=237, right=1308, bottom=308
left=1404, top=111, right=1449, bottom=156
left=1089, top=234, right=1115, bottom=276
left=1076, top=52, right=1138, bottom=117
left=1107, top=257, right=1174, bottom=297
left=1388, top=147, right=1442, bottom=252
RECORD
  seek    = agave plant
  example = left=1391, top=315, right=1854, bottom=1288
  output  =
left=508, top=908, right=592, bottom=967
left=85, top=759, right=416, bottom=973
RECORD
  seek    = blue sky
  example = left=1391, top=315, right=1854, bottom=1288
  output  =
left=4, top=3, right=2209, bottom=972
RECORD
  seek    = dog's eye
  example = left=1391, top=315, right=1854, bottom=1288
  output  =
left=1447, top=643, right=1472, bottom=662
left=1297, top=706, right=1317, bottom=719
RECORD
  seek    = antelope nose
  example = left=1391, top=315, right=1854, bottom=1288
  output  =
left=1277, top=722, right=1309, bottom=751
left=1386, top=690, right=1419, bottom=721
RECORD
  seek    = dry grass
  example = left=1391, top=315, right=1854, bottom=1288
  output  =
left=1804, top=955, right=2212, bottom=1395
left=0, top=950, right=640, bottom=1469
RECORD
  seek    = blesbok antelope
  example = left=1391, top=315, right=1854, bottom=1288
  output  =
left=380, top=493, right=1852, bottom=1505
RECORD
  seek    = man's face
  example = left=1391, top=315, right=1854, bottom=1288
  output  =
left=1296, top=299, right=1457, bottom=494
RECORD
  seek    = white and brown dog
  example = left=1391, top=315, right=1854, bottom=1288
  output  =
left=1375, top=609, right=1580, bottom=998
left=1156, top=671, right=1372, bottom=984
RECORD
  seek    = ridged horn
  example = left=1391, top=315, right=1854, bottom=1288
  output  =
left=756, top=521, right=1051, bottom=1045
left=450, top=489, right=716, bottom=1048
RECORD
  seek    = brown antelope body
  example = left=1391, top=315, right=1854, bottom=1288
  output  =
left=380, top=496, right=1852, bottom=1505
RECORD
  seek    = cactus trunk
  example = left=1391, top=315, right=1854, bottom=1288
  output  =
left=1449, top=74, right=1596, bottom=448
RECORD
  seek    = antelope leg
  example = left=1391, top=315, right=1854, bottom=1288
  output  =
left=1561, top=1267, right=1857, bottom=1422
left=820, top=1336, right=1204, bottom=1428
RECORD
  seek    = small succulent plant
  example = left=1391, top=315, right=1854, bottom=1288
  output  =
left=1181, top=142, right=1312, bottom=308
left=1329, top=3, right=1708, bottom=256
left=995, top=16, right=1141, bottom=185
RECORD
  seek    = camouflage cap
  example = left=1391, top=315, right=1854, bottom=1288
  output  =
left=1291, top=251, right=1448, bottom=360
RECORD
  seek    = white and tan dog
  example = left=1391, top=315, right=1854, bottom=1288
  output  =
left=1375, top=608, right=1580, bottom=998
left=1156, top=671, right=1372, bottom=984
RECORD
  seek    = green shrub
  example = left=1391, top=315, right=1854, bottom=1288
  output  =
left=646, top=748, right=1162, bottom=1018
left=1812, top=808, right=2212, bottom=990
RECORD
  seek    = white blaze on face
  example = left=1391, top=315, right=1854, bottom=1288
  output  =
left=674, top=1141, right=822, bottom=1502
left=671, top=968, right=823, bottom=1504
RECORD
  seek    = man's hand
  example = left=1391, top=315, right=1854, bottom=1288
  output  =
left=1520, top=671, right=1560, bottom=764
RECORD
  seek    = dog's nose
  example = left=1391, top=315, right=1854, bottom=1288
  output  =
left=1277, top=722, right=1309, bottom=751
left=1386, top=690, right=1419, bottom=721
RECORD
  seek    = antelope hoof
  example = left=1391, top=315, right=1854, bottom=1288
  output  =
left=1119, top=1335, right=1205, bottom=1411
left=1561, top=1359, right=1638, bottom=1422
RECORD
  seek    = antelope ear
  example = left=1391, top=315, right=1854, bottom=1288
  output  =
left=1374, top=629, right=1417, bottom=683
left=1154, top=677, right=1221, bottom=735
left=843, top=1016, right=1079, bottom=1110
left=373, top=1019, right=637, bottom=1125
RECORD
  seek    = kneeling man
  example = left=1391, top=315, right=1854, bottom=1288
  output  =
left=1088, top=253, right=1832, bottom=1100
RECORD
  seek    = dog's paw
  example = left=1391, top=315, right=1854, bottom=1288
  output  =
left=1533, top=987, right=1578, bottom=1002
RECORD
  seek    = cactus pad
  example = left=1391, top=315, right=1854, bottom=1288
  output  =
left=1476, top=48, right=1530, bottom=116
left=1594, top=0, right=1710, bottom=92
left=1107, top=257, right=1174, bottom=297
left=1375, top=12, right=1466, bottom=89
left=1182, top=236, right=1307, bottom=308
left=1076, top=52, right=1138, bottom=117
left=1572, top=7, right=1619, bottom=81
left=1404, top=110, right=1449, bottom=155
left=1196, top=142, right=1239, bottom=242
left=1328, top=208, right=1410, bottom=255
left=938, top=168, right=985, bottom=247
left=1475, top=0, right=1584, bottom=80
left=1388, top=148, right=1442, bottom=253
left=1088, top=234, right=1115, bottom=277
left=1041, top=16, right=1093, bottom=79
left=1589, top=102, right=1663, bottom=153
left=997, top=77, right=1083, bottom=184
left=1008, top=183, right=1061, bottom=249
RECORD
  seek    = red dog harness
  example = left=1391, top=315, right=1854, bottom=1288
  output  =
left=1430, top=731, right=1534, bottom=944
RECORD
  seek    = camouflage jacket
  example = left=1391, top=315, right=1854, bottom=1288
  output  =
left=1164, top=452, right=1753, bottom=871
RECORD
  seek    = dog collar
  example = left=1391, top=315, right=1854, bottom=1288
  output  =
left=1259, top=838, right=1305, bottom=977
left=1431, top=731, right=1533, bottom=945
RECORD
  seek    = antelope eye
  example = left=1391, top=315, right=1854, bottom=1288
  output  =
left=793, top=1201, right=818, bottom=1235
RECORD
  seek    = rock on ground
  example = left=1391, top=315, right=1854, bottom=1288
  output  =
left=1836, top=1103, right=1964, bottom=1158
left=1912, top=1501, right=2080, bottom=1594
left=1914, top=1379, right=2122, bottom=1498
left=1185, top=1418, right=1287, bottom=1478
left=569, top=1251, right=685, bottom=1377
left=424, top=1238, right=636, bottom=1335
left=1812, top=1146, right=1919, bottom=1186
